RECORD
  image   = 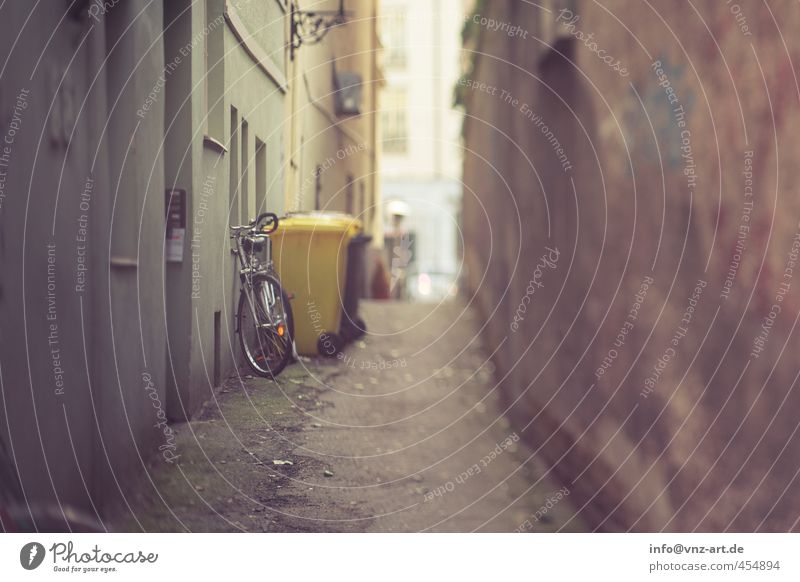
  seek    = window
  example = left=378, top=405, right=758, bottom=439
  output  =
left=381, top=8, right=407, bottom=68
left=205, top=0, right=224, bottom=140
left=359, top=181, right=366, bottom=220
left=229, top=107, right=239, bottom=224
left=345, top=174, right=354, bottom=215
left=240, top=119, right=249, bottom=223
left=213, top=311, right=221, bottom=387
left=381, top=89, right=408, bottom=154
left=255, top=138, right=267, bottom=214
left=314, top=165, right=322, bottom=210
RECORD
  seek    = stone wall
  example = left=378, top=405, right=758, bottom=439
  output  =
left=0, top=0, right=166, bottom=516
left=462, top=0, right=800, bottom=531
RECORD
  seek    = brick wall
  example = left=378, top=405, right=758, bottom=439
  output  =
left=462, top=0, right=800, bottom=531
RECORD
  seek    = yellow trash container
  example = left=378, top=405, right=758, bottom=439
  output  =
left=272, top=212, right=362, bottom=356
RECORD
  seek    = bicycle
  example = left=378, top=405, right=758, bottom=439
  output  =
left=231, top=212, right=295, bottom=378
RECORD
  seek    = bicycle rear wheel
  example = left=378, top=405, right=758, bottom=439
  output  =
left=238, top=273, right=293, bottom=377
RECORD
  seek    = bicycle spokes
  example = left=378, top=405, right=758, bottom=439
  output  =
left=239, top=279, right=291, bottom=376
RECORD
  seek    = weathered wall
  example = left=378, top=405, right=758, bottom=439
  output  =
left=97, top=0, right=168, bottom=511
left=164, top=0, right=288, bottom=420
left=0, top=0, right=100, bottom=515
left=162, top=0, right=383, bottom=420
left=0, top=0, right=383, bottom=523
left=0, top=0, right=166, bottom=518
left=462, top=0, right=800, bottom=531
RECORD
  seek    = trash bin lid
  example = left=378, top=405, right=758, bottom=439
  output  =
left=281, top=211, right=362, bottom=234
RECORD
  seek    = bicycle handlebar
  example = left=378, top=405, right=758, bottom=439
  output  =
left=230, top=213, right=280, bottom=236
left=255, top=212, right=279, bottom=234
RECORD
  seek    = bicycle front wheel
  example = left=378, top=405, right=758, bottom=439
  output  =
left=238, top=273, right=293, bottom=378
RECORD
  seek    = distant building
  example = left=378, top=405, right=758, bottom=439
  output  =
left=379, top=0, right=464, bottom=300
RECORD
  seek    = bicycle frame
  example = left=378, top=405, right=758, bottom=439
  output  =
left=231, top=226, right=278, bottom=332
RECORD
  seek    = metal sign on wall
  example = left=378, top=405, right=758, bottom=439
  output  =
left=165, top=188, right=186, bottom=263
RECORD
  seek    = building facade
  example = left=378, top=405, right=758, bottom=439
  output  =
left=0, top=0, right=381, bottom=521
left=285, top=0, right=382, bottom=229
left=379, top=0, right=464, bottom=300
left=0, top=0, right=167, bottom=519
left=163, top=0, right=291, bottom=422
left=165, top=0, right=382, bottom=421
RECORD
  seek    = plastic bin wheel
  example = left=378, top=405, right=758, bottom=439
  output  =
left=317, top=332, right=344, bottom=358
left=341, top=315, right=367, bottom=342
left=347, top=316, right=367, bottom=340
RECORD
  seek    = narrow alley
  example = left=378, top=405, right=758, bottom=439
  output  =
left=117, top=301, right=583, bottom=533
left=7, top=2, right=800, bottom=578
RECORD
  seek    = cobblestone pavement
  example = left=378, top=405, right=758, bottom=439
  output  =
left=116, top=300, right=585, bottom=532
